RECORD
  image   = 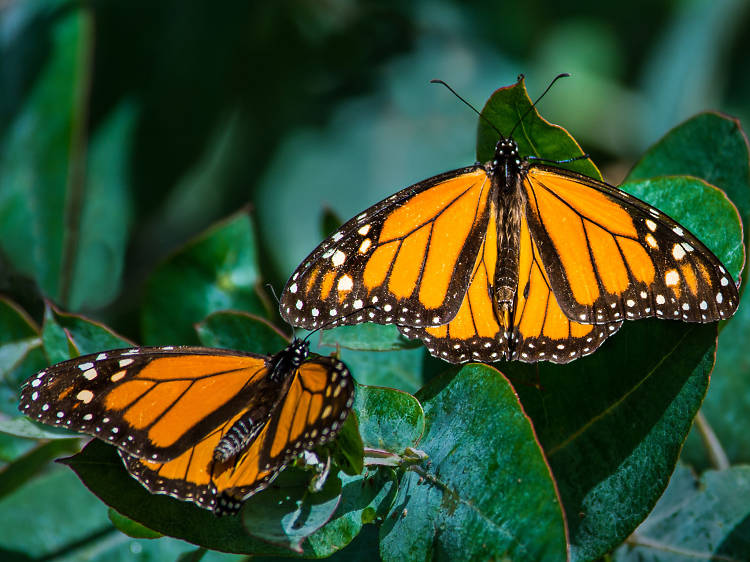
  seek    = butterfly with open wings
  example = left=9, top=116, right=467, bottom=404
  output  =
left=18, top=339, right=354, bottom=515
left=280, top=77, right=740, bottom=364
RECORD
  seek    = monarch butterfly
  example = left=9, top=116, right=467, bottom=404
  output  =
left=279, top=78, right=740, bottom=364
left=18, top=338, right=354, bottom=515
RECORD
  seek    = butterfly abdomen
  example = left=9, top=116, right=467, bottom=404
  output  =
left=491, top=141, right=527, bottom=343
left=213, top=408, right=271, bottom=463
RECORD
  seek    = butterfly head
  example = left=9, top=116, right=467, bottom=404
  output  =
left=493, top=138, right=521, bottom=165
left=269, top=338, right=310, bottom=383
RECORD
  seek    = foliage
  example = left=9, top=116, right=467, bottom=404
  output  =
left=1, top=2, right=749, bottom=560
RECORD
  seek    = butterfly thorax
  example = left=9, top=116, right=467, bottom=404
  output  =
left=489, top=138, right=526, bottom=345
left=268, top=338, right=309, bottom=383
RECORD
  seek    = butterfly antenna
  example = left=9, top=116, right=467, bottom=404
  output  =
left=508, top=73, right=570, bottom=138
left=430, top=79, right=504, bottom=139
left=266, top=283, right=280, bottom=305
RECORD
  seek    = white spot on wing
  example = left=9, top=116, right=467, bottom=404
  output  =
left=332, top=250, right=346, bottom=267
left=337, top=275, right=353, bottom=292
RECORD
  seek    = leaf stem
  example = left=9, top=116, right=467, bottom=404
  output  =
left=694, top=410, right=729, bottom=470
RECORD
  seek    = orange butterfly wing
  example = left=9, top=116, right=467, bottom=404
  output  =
left=19, top=343, right=354, bottom=514
left=120, top=357, right=353, bottom=514
left=281, top=168, right=492, bottom=329
left=20, top=347, right=273, bottom=461
left=400, top=203, right=621, bottom=363
left=523, top=166, right=739, bottom=324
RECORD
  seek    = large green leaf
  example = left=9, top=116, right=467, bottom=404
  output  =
left=242, top=468, right=343, bottom=553
left=320, top=324, right=421, bottom=352
left=0, top=298, right=47, bottom=462
left=505, top=319, right=717, bottom=561
left=476, top=76, right=601, bottom=179
left=41, top=304, right=133, bottom=360
left=62, top=440, right=301, bottom=554
left=196, top=310, right=289, bottom=355
left=627, top=113, right=750, bottom=468
left=619, top=175, right=744, bottom=278
left=613, top=464, right=750, bottom=561
left=0, top=3, right=134, bottom=311
left=474, top=86, right=744, bottom=560
left=336, top=348, right=424, bottom=394
left=379, top=364, right=567, bottom=561
left=141, top=211, right=267, bottom=346
left=0, top=464, right=111, bottom=558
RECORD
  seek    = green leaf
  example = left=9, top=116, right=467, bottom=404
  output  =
left=0, top=297, right=42, bottom=383
left=0, top=297, right=48, bottom=461
left=627, top=113, right=750, bottom=230
left=0, top=417, right=78, bottom=441
left=354, top=385, right=424, bottom=453
left=0, top=464, right=111, bottom=558
left=328, top=411, right=364, bottom=477
left=320, top=207, right=344, bottom=239
left=42, top=305, right=133, bottom=358
left=108, top=508, right=164, bottom=539
left=320, top=323, right=420, bottom=352
left=141, top=211, right=267, bottom=346
left=299, top=470, right=397, bottom=559
left=613, top=464, right=750, bottom=561
left=0, top=6, right=133, bottom=310
left=626, top=112, right=750, bottom=468
left=242, top=468, right=342, bottom=553
left=379, top=364, right=567, bottom=561
left=0, top=438, right=79, bottom=501
left=337, top=348, right=424, bottom=394
left=505, top=319, right=717, bottom=561
left=619, top=175, right=744, bottom=278
left=476, top=76, right=601, bottom=179
left=196, top=311, right=289, bottom=355
left=61, top=440, right=351, bottom=555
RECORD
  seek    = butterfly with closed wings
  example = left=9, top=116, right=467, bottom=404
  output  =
left=18, top=338, right=354, bottom=515
left=280, top=76, right=740, bottom=364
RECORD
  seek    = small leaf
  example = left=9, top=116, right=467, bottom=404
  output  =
left=613, top=464, right=750, bottom=561
left=380, top=364, right=567, bottom=561
left=196, top=310, right=288, bottom=354
left=477, top=76, right=601, bottom=179
left=320, top=323, right=420, bottom=352
left=242, top=467, right=342, bottom=553
left=44, top=304, right=133, bottom=356
left=62, top=440, right=287, bottom=554
left=327, top=411, right=364, bottom=477
left=108, top=508, right=164, bottom=539
left=320, top=207, right=344, bottom=239
left=299, top=470, right=397, bottom=559
left=141, top=211, right=267, bottom=346
left=354, top=385, right=424, bottom=453
left=0, top=417, right=78, bottom=441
